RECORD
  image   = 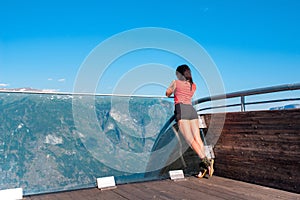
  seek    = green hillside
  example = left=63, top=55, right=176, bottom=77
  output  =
left=0, top=93, right=173, bottom=195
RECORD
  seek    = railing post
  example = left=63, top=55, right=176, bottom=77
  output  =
left=241, top=96, right=245, bottom=112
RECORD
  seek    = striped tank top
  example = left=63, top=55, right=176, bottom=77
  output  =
left=174, top=80, right=196, bottom=105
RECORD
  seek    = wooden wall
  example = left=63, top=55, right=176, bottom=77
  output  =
left=204, top=109, right=300, bottom=193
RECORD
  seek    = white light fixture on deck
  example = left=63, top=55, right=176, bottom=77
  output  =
left=96, top=176, right=117, bottom=190
left=0, top=188, right=23, bottom=200
left=169, top=170, right=185, bottom=181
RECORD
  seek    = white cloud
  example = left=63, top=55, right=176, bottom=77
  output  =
left=48, top=78, right=66, bottom=82
left=58, top=78, right=66, bottom=82
left=0, top=83, right=9, bottom=87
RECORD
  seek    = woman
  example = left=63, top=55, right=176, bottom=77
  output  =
left=166, top=64, right=213, bottom=178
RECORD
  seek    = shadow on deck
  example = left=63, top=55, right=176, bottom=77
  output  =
left=26, top=176, right=299, bottom=200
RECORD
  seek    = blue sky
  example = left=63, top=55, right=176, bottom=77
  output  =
left=1, top=0, right=299, bottom=99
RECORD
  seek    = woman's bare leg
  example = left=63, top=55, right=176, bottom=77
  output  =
left=190, top=119, right=214, bottom=176
left=178, top=119, right=206, bottom=159
left=190, top=119, right=206, bottom=156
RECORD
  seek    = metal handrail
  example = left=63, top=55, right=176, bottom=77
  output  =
left=193, top=83, right=300, bottom=105
left=193, top=83, right=300, bottom=112
left=197, top=97, right=300, bottom=112
left=159, top=83, right=300, bottom=138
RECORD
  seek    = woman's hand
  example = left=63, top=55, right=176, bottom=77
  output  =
left=166, top=80, right=175, bottom=97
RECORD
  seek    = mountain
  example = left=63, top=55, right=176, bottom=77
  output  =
left=0, top=92, right=173, bottom=195
left=269, top=104, right=300, bottom=110
left=0, top=87, right=59, bottom=93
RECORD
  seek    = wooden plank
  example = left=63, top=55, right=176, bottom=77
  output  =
left=26, top=188, right=125, bottom=200
left=194, top=176, right=300, bottom=200
left=203, top=109, right=300, bottom=193
left=140, top=179, right=216, bottom=200
left=25, top=176, right=300, bottom=200
left=113, top=181, right=166, bottom=200
left=176, top=177, right=243, bottom=200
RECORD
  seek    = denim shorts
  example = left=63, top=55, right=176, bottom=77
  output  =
left=174, top=103, right=198, bottom=122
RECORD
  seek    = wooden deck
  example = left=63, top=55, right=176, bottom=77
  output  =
left=25, top=176, right=299, bottom=200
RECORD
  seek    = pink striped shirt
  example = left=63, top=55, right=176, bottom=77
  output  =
left=174, top=80, right=196, bottom=105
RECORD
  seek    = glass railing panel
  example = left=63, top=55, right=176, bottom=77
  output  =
left=0, top=92, right=174, bottom=195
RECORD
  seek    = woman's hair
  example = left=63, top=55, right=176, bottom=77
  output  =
left=176, top=64, right=193, bottom=90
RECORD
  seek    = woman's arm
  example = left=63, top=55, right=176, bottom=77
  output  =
left=166, top=80, right=176, bottom=97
